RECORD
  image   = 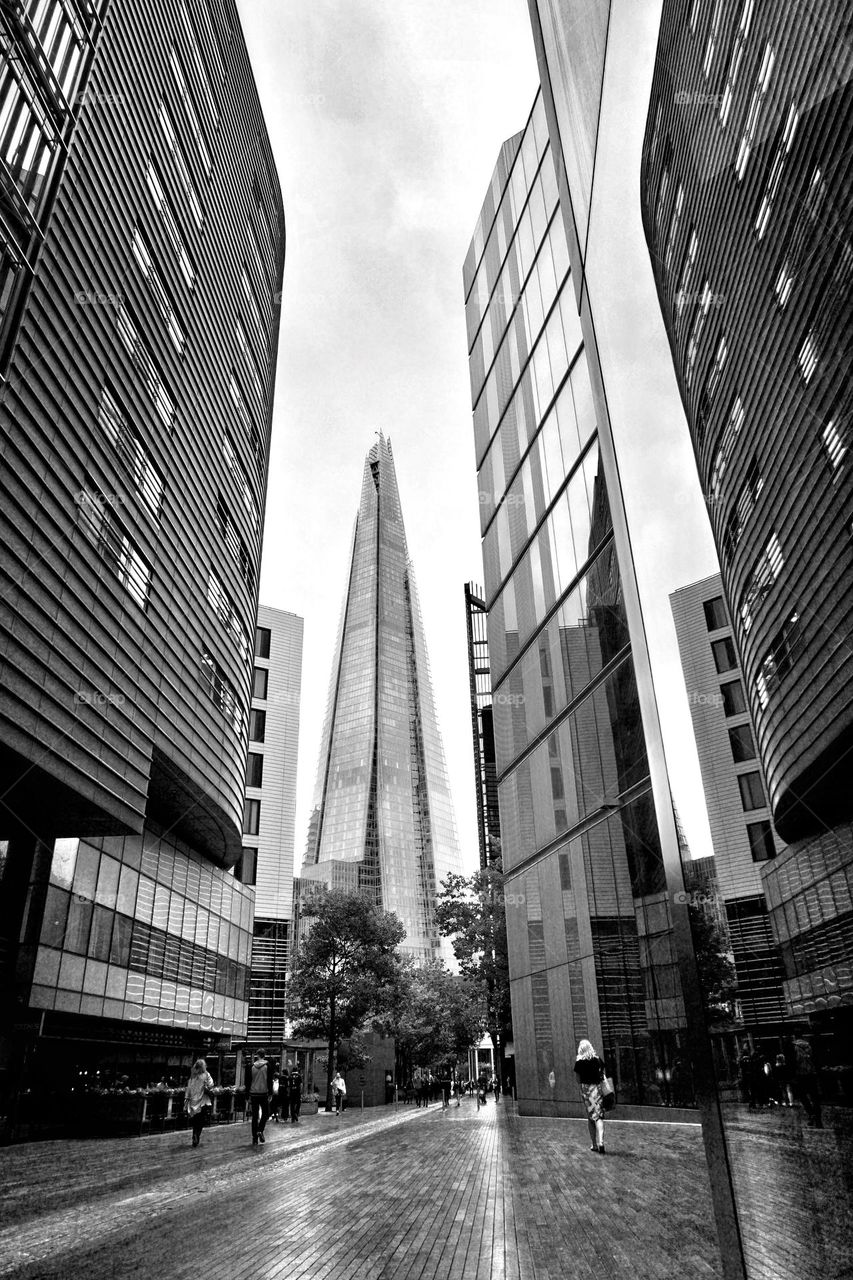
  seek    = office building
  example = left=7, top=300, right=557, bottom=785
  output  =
left=0, top=0, right=284, bottom=1119
left=464, top=582, right=502, bottom=869
left=465, top=92, right=694, bottom=1119
left=238, top=606, right=303, bottom=1046
left=672, top=575, right=787, bottom=1052
left=304, top=435, right=462, bottom=963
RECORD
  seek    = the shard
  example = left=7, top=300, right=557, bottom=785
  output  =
left=304, top=436, right=462, bottom=962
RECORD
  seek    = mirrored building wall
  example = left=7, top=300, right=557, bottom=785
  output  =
left=464, top=94, right=693, bottom=1116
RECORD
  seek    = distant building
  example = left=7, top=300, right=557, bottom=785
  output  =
left=304, top=436, right=462, bottom=962
left=238, top=607, right=303, bottom=1045
left=0, top=0, right=284, bottom=1119
left=464, top=583, right=501, bottom=869
left=672, top=575, right=787, bottom=1038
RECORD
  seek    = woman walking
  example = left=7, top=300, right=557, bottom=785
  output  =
left=184, top=1058, right=214, bottom=1147
left=574, top=1039, right=609, bottom=1154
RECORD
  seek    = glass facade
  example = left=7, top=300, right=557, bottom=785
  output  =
left=465, top=95, right=693, bottom=1115
left=305, top=437, right=462, bottom=962
left=27, top=828, right=253, bottom=1036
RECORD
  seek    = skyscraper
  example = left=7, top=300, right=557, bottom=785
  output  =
left=305, top=436, right=462, bottom=962
left=0, top=0, right=284, bottom=1123
left=465, top=93, right=694, bottom=1119
left=239, top=606, right=303, bottom=1045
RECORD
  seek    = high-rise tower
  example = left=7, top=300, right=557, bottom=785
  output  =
left=305, top=437, right=462, bottom=962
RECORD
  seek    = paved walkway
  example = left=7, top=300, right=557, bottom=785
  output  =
left=0, top=1099, right=722, bottom=1279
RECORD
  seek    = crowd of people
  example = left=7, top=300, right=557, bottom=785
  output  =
left=737, top=1036, right=823, bottom=1126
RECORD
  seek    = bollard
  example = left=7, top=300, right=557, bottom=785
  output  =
left=361, top=1089, right=364, bottom=1111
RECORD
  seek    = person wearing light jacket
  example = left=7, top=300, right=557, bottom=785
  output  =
left=184, top=1058, right=214, bottom=1148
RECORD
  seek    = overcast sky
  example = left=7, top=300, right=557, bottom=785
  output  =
left=236, top=0, right=719, bottom=875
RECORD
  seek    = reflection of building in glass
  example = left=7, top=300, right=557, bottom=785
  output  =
left=0, top=1, right=284, bottom=1121
left=465, top=95, right=692, bottom=1116
left=672, top=576, right=787, bottom=1053
left=464, top=583, right=501, bottom=869
left=304, top=437, right=462, bottom=962
left=237, top=608, right=303, bottom=1045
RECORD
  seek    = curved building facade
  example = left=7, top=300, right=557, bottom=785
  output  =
left=639, top=0, right=853, bottom=844
left=0, top=0, right=284, bottom=1122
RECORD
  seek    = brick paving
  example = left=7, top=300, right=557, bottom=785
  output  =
left=0, top=1099, right=722, bottom=1279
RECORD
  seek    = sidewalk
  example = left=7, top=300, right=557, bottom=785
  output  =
left=0, top=1098, right=722, bottom=1279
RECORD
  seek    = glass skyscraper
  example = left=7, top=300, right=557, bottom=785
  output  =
left=465, top=95, right=693, bottom=1117
left=305, top=436, right=462, bottom=962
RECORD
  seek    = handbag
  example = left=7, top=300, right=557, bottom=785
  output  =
left=600, top=1074, right=616, bottom=1110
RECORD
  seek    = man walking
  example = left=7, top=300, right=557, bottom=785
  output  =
left=249, top=1049, right=271, bottom=1146
left=288, top=1060, right=303, bottom=1124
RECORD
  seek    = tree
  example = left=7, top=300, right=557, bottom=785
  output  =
left=435, top=859, right=513, bottom=1084
left=288, top=889, right=405, bottom=1110
left=688, top=903, right=739, bottom=1024
left=383, top=960, right=484, bottom=1081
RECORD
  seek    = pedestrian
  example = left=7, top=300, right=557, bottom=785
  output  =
left=439, top=1066, right=452, bottom=1110
left=573, top=1038, right=609, bottom=1154
left=270, top=1067, right=281, bottom=1122
left=184, top=1058, right=214, bottom=1148
left=477, top=1070, right=488, bottom=1106
left=248, top=1048, right=271, bottom=1145
left=332, top=1070, right=346, bottom=1114
left=792, top=1033, right=823, bottom=1128
left=774, top=1051, right=794, bottom=1107
left=288, top=1060, right=303, bottom=1123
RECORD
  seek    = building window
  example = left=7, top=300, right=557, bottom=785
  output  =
left=703, top=0, right=724, bottom=78
left=249, top=708, right=266, bottom=742
left=158, top=100, right=203, bottom=229
left=822, top=419, right=847, bottom=474
left=116, top=305, right=175, bottom=428
left=215, top=494, right=256, bottom=594
left=246, top=751, right=264, bottom=788
left=739, top=533, right=783, bottom=633
left=738, top=771, right=765, bottom=811
left=207, top=568, right=250, bottom=662
left=799, top=328, right=820, bottom=383
left=746, top=820, right=776, bottom=862
left=756, top=102, right=799, bottom=239
left=243, top=798, right=261, bottom=836
left=725, top=456, right=764, bottom=561
left=229, top=373, right=264, bottom=469
left=223, top=433, right=260, bottom=535
left=169, top=47, right=211, bottom=174
left=712, top=637, right=737, bottom=673
left=145, top=161, right=195, bottom=288
left=131, top=227, right=186, bottom=355
left=236, top=316, right=266, bottom=405
left=776, top=168, right=827, bottom=313
left=241, top=264, right=269, bottom=350
left=253, top=667, right=268, bottom=699
left=235, top=847, right=257, bottom=886
left=685, top=281, right=713, bottom=388
left=255, top=627, right=271, bottom=658
left=703, top=596, right=728, bottom=632
left=654, top=154, right=672, bottom=240
left=709, top=395, right=745, bottom=499
left=663, top=184, right=684, bottom=274
left=78, top=490, right=151, bottom=609
left=696, top=333, right=728, bottom=448
left=180, top=0, right=219, bottom=123
left=729, top=723, right=757, bottom=763
left=720, top=679, right=747, bottom=716
left=735, top=43, right=775, bottom=181
left=201, top=649, right=245, bottom=736
left=719, top=0, right=755, bottom=125
left=757, top=610, right=802, bottom=705
left=97, top=386, right=164, bottom=517
left=775, top=263, right=794, bottom=309
left=675, top=229, right=698, bottom=329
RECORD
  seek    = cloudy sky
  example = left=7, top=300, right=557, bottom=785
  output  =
left=236, top=0, right=719, bottom=873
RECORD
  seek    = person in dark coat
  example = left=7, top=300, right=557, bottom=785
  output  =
left=288, top=1062, right=303, bottom=1123
left=248, top=1049, right=271, bottom=1145
left=573, top=1038, right=608, bottom=1154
